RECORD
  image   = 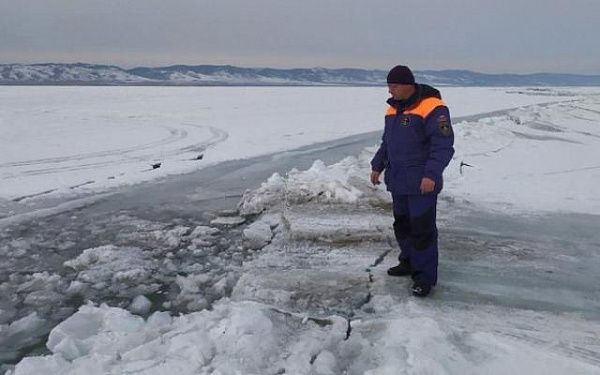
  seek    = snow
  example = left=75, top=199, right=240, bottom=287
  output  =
left=189, top=225, right=221, bottom=238
left=242, top=221, right=273, bottom=249
left=234, top=93, right=600, bottom=215
left=4, top=86, right=600, bottom=373
left=209, top=216, right=246, bottom=227
left=0, top=313, right=46, bottom=360
left=128, top=296, right=152, bottom=316
left=63, top=245, right=161, bottom=298
left=0, top=86, right=582, bottom=212
left=238, top=172, right=286, bottom=216
left=446, top=97, right=600, bottom=214
left=9, top=174, right=600, bottom=373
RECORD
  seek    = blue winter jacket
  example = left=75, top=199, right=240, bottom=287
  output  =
left=371, top=84, right=455, bottom=195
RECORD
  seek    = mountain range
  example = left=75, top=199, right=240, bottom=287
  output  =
left=2, top=63, right=600, bottom=86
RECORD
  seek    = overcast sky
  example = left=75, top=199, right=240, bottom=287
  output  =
left=1, top=0, right=599, bottom=74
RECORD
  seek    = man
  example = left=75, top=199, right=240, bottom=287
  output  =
left=370, top=65, right=454, bottom=297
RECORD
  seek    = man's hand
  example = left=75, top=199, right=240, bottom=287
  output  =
left=370, top=171, right=381, bottom=185
left=420, top=177, right=435, bottom=194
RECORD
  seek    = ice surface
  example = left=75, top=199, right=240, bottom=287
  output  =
left=239, top=151, right=390, bottom=217
left=445, top=95, right=600, bottom=214
left=284, top=205, right=392, bottom=243
left=209, top=216, right=246, bottom=227
left=238, top=172, right=286, bottom=216
left=63, top=245, right=161, bottom=298
left=0, top=313, right=47, bottom=363
left=0, top=86, right=582, bottom=213
left=128, top=296, right=152, bottom=316
left=189, top=225, right=220, bottom=238
left=5, top=87, right=600, bottom=373
left=10, top=176, right=600, bottom=373
left=10, top=301, right=350, bottom=375
left=242, top=221, right=273, bottom=249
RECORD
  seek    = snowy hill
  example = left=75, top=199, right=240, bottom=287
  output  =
left=0, top=63, right=149, bottom=84
left=2, top=63, right=600, bottom=86
left=127, top=65, right=385, bottom=86
left=418, top=69, right=600, bottom=86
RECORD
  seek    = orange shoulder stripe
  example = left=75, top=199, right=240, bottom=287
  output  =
left=385, top=106, right=397, bottom=116
left=403, top=97, right=446, bottom=118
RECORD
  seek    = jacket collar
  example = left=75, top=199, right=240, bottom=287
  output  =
left=386, top=84, right=441, bottom=112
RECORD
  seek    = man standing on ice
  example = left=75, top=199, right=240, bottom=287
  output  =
left=370, top=65, right=454, bottom=297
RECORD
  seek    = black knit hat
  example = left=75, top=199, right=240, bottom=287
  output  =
left=386, top=65, right=415, bottom=85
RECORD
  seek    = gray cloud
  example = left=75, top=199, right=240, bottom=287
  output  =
left=1, top=0, right=599, bottom=74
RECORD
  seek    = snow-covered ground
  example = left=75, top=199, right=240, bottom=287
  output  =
left=2, top=86, right=600, bottom=373
left=0, top=86, right=585, bottom=210
left=448, top=95, right=600, bottom=214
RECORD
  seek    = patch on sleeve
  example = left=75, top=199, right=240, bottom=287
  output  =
left=437, top=114, right=452, bottom=137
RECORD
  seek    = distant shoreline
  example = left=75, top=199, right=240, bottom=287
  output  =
left=3, top=63, right=600, bottom=87
left=3, top=83, right=600, bottom=88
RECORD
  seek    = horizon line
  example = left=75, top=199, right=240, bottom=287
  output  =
left=2, top=61, right=600, bottom=77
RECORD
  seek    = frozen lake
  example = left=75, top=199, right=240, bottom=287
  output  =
left=1, top=86, right=600, bottom=374
left=0, top=86, right=585, bottom=217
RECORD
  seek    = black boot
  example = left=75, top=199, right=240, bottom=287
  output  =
left=387, top=260, right=412, bottom=277
left=411, top=281, right=432, bottom=297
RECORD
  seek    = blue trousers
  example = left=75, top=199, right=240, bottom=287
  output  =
left=392, top=193, right=439, bottom=285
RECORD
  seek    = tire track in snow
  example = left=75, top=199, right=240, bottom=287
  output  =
left=0, top=125, right=185, bottom=168
left=2, top=123, right=228, bottom=178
